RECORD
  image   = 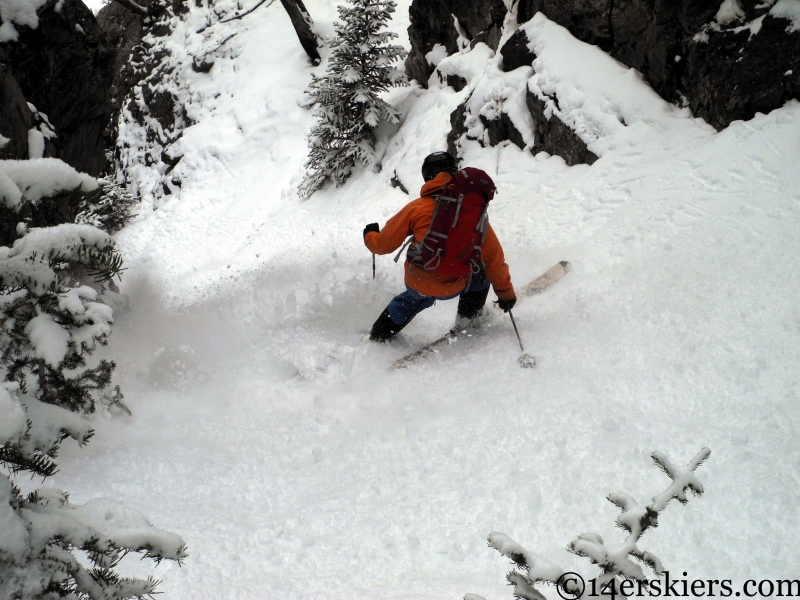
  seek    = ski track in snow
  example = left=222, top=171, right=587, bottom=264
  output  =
left=38, top=1, right=800, bottom=597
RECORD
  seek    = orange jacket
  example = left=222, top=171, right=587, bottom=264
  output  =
left=365, top=172, right=515, bottom=299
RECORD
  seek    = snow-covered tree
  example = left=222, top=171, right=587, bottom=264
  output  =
left=0, top=159, right=186, bottom=598
left=468, top=447, right=711, bottom=600
left=299, top=0, right=407, bottom=197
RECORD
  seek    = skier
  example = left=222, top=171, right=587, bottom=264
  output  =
left=364, top=151, right=516, bottom=341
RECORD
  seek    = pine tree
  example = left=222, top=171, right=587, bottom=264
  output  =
left=299, top=0, right=407, bottom=197
left=1, top=159, right=186, bottom=598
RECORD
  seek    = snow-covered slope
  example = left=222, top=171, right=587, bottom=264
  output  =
left=43, top=1, right=800, bottom=597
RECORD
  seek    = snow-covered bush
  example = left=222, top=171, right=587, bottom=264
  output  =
left=0, top=382, right=187, bottom=598
left=1, top=160, right=186, bottom=598
left=0, top=224, right=124, bottom=414
left=75, top=180, right=138, bottom=235
left=0, top=159, right=98, bottom=213
left=469, top=448, right=711, bottom=600
left=0, top=160, right=137, bottom=247
left=299, top=0, right=407, bottom=197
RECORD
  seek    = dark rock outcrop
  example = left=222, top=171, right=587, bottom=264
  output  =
left=481, top=112, right=526, bottom=150
left=500, top=28, right=535, bottom=72
left=104, top=0, right=193, bottom=195
left=405, top=0, right=507, bottom=86
left=526, top=88, right=598, bottom=166
left=514, top=0, right=800, bottom=130
left=446, top=95, right=527, bottom=159
left=97, top=0, right=147, bottom=135
left=446, top=73, right=467, bottom=91
left=446, top=96, right=470, bottom=159
left=0, top=65, right=31, bottom=160
left=682, top=15, right=800, bottom=130
left=517, top=0, right=614, bottom=50
left=0, top=0, right=114, bottom=175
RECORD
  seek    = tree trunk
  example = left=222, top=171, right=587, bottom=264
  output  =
left=280, top=0, right=321, bottom=64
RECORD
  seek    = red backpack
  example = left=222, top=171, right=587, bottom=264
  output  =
left=406, top=167, right=496, bottom=278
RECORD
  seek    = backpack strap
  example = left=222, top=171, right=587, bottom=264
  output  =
left=393, top=236, right=414, bottom=263
left=451, top=194, right=464, bottom=227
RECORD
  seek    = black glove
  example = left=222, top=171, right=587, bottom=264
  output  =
left=496, top=297, right=517, bottom=312
left=363, top=223, right=380, bottom=238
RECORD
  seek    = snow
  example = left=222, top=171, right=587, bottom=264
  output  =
left=20, top=2, right=800, bottom=599
left=27, top=128, right=45, bottom=159
left=58, top=285, right=98, bottom=316
left=0, top=168, right=22, bottom=210
left=488, top=531, right=563, bottom=582
left=13, top=392, right=93, bottom=460
left=0, top=0, right=48, bottom=42
left=771, top=0, right=800, bottom=32
left=425, top=43, right=447, bottom=66
left=520, top=14, right=705, bottom=158
left=63, top=497, right=186, bottom=560
left=716, top=0, right=745, bottom=25
left=25, top=312, right=71, bottom=367
left=0, top=223, right=114, bottom=295
left=0, top=385, right=27, bottom=444
left=0, top=158, right=98, bottom=210
left=0, top=476, right=29, bottom=558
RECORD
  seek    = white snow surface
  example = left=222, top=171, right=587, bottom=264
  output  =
left=0, top=0, right=48, bottom=42
left=425, top=43, right=448, bottom=66
left=771, top=0, right=800, bottom=31
left=27, top=128, right=45, bottom=159
left=0, top=158, right=98, bottom=210
left=0, top=385, right=27, bottom=444
left=34, top=3, right=800, bottom=598
left=716, top=0, right=746, bottom=25
left=25, top=312, right=71, bottom=367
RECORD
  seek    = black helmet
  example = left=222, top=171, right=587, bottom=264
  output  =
left=421, top=151, right=458, bottom=181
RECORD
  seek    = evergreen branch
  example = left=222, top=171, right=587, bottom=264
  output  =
left=0, top=445, right=59, bottom=478
left=480, top=448, right=712, bottom=599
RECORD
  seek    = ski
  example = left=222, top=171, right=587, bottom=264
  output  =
left=520, top=260, right=570, bottom=296
left=391, top=261, right=571, bottom=368
left=391, top=329, right=461, bottom=369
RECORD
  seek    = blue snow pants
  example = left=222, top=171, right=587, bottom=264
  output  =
left=386, top=270, right=490, bottom=326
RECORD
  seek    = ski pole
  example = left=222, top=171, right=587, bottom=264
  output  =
left=505, top=308, right=536, bottom=368
left=372, top=253, right=375, bottom=279
left=508, top=309, right=524, bottom=352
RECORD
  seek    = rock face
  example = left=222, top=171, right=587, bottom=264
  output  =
left=526, top=88, right=597, bottom=166
left=514, top=0, right=800, bottom=130
left=445, top=94, right=528, bottom=161
left=0, top=65, right=31, bottom=160
left=499, top=28, right=535, bottom=72
left=405, top=0, right=507, bottom=86
left=0, top=0, right=114, bottom=175
left=446, top=96, right=470, bottom=158
left=518, top=0, right=613, bottom=50
left=682, top=14, right=800, bottom=130
left=97, top=0, right=147, bottom=141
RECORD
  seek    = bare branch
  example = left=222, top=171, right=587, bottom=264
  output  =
left=110, top=0, right=148, bottom=16
left=218, top=0, right=276, bottom=24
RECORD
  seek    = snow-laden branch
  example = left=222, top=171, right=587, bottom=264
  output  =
left=650, top=448, right=710, bottom=512
left=488, top=532, right=563, bottom=584
left=473, top=447, right=711, bottom=600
